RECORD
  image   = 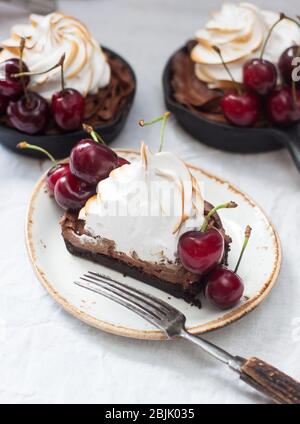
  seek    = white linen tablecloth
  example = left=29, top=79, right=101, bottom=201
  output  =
left=0, top=0, right=299, bottom=404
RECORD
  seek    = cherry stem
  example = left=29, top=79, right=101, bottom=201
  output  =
left=260, top=13, right=285, bottom=60
left=18, top=37, right=31, bottom=105
left=16, top=142, right=57, bottom=165
left=260, top=13, right=300, bottom=61
left=200, top=201, right=238, bottom=233
left=234, top=225, right=252, bottom=274
left=82, top=123, right=106, bottom=144
left=12, top=53, right=65, bottom=79
left=19, top=38, right=26, bottom=92
left=60, top=53, right=65, bottom=92
left=139, top=111, right=171, bottom=152
left=212, top=46, right=241, bottom=95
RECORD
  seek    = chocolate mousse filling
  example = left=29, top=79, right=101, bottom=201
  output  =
left=61, top=201, right=231, bottom=306
left=0, top=50, right=135, bottom=134
left=170, top=41, right=268, bottom=127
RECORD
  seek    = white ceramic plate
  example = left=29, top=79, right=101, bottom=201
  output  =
left=25, top=149, right=281, bottom=340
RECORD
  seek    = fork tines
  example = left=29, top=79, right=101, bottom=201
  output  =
left=75, top=271, right=182, bottom=332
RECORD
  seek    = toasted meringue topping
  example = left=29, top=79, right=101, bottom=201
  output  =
left=192, top=3, right=300, bottom=88
left=79, top=144, right=205, bottom=264
left=0, top=12, right=111, bottom=99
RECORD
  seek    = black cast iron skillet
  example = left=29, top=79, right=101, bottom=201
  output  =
left=0, top=47, right=136, bottom=159
left=163, top=46, right=300, bottom=172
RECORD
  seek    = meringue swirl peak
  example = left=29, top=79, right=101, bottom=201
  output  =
left=0, top=12, right=111, bottom=99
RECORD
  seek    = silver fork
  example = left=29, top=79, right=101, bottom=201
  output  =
left=75, top=271, right=300, bottom=404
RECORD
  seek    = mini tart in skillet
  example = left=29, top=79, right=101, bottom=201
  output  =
left=0, top=12, right=135, bottom=135
left=165, top=3, right=300, bottom=127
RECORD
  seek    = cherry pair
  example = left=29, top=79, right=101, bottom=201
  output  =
left=269, top=45, right=300, bottom=125
left=17, top=126, right=129, bottom=210
left=17, top=141, right=91, bottom=209
left=0, top=38, right=85, bottom=134
left=57, top=133, right=127, bottom=209
left=0, top=38, right=47, bottom=133
left=215, top=13, right=300, bottom=127
left=55, top=139, right=129, bottom=210
left=178, top=202, right=251, bottom=310
left=246, top=36, right=300, bottom=125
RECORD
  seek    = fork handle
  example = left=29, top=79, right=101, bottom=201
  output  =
left=239, top=357, right=300, bottom=404
left=181, top=331, right=300, bottom=403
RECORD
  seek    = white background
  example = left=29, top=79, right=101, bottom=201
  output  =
left=0, top=0, right=300, bottom=404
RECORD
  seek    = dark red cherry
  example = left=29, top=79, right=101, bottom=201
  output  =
left=47, top=163, right=70, bottom=195
left=204, top=225, right=251, bottom=310
left=266, top=86, right=300, bottom=125
left=117, top=156, right=130, bottom=167
left=221, top=90, right=261, bottom=127
left=7, top=92, right=49, bottom=134
left=243, top=58, right=277, bottom=96
left=279, top=45, right=300, bottom=86
left=0, top=58, right=29, bottom=98
left=70, top=138, right=118, bottom=185
left=178, top=228, right=224, bottom=275
left=0, top=94, right=8, bottom=114
left=211, top=46, right=260, bottom=127
left=205, top=266, right=244, bottom=309
left=7, top=91, right=49, bottom=134
left=54, top=172, right=95, bottom=210
left=52, top=88, right=85, bottom=131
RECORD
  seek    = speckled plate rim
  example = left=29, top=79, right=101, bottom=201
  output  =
left=25, top=149, right=282, bottom=340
